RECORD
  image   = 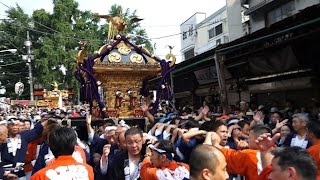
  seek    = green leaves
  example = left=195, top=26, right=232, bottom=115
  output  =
left=0, top=1, right=153, bottom=101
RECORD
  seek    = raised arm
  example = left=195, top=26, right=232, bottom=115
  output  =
left=182, top=129, right=206, bottom=143
left=141, top=104, right=155, bottom=124
left=100, top=144, right=111, bottom=175
left=255, top=133, right=280, bottom=169
left=22, top=119, right=47, bottom=142
left=86, top=114, right=95, bottom=143
left=271, top=119, right=288, bottom=135
left=250, top=111, right=264, bottom=127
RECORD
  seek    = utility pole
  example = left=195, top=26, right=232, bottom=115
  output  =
left=214, top=53, right=228, bottom=114
left=22, top=31, right=34, bottom=101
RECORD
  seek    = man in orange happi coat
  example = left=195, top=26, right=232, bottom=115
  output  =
left=140, top=140, right=190, bottom=180
left=213, top=124, right=272, bottom=180
left=31, top=127, right=93, bottom=180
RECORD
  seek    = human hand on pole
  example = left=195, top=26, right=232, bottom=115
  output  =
left=86, top=114, right=92, bottom=125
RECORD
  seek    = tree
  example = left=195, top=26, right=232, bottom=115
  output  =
left=0, top=5, right=31, bottom=99
left=0, top=1, right=153, bottom=102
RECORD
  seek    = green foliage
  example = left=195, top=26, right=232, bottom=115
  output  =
left=0, top=5, right=30, bottom=99
left=0, top=1, right=153, bottom=101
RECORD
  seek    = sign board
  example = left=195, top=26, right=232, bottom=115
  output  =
left=194, top=66, right=218, bottom=85
left=11, top=100, right=34, bottom=106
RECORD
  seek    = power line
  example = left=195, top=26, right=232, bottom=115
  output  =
left=12, top=19, right=103, bottom=42
left=149, top=18, right=227, bottom=40
left=32, top=20, right=61, bottom=34
left=0, top=61, right=24, bottom=67
left=1, top=31, right=37, bottom=45
left=0, top=1, right=103, bottom=43
left=0, top=31, right=26, bottom=54
left=0, top=0, right=226, bottom=42
left=0, top=1, right=10, bottom=8
left=0, top=53, right=15, bottom=57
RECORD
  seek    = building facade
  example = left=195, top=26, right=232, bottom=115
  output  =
left=180, top=12, right=206, bottom=62
left=174, top=0, right=320, bottom=109
left=175, top=1, right=248, bottom=107
left=180, top=2, right=249, bottom=61
left=244, top=0, right=320, bottom=33
left=217, top=0, right=320, bottom=108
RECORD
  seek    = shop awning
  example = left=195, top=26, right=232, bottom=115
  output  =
left=174, top=91, right=192, bottom=98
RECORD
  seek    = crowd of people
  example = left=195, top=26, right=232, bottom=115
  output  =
left=0, top=99, right=319, bottom=180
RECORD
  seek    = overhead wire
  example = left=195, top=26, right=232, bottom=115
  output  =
left=0, top=53, right=15, bottom=57
left=0, top=1, right=103, bottom=43
left=0, top=0, right=226, bottom=42
left=0, top=32, right=26, bottom=54
left=0, top=61, right=25, bottom=67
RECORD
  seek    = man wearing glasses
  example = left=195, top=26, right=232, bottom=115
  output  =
left=101, top=127, right=146, bottom=180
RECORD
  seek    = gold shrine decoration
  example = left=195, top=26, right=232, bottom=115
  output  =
left=165, top=53, right=176, bottom=67
left=130, top=53, right=143, bottom=63
left=75, top=41, right=88, bottom=64
left=73, top=10, right=178, bottom=119
left=93, top=62, right=161, bottom=118
left=43, top=81, right=69, bottom=108
left=117, top=41, right=132, bottom=55
left=95, top=72, right=148, bottom=118
left=94, top=8, right=143, bottom=42
left=165, top=45, right=176, bottom=67
left=108, top=52, right=122, bottom=63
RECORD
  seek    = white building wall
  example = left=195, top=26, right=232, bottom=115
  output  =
left=226, top=0, right=244, bottom=41
left=180, top=0, right=250, bottom=58
left=195, top=7, right=227, bottom=55
left=180, top=13, right=206, bottom=62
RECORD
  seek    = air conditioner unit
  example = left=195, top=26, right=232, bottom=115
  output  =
left=216, top=38, right=221, bottom=45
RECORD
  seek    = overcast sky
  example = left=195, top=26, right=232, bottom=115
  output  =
left=0, top=0, right=226, bottom=63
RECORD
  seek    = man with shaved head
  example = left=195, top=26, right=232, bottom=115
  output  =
left=189, top=144, right=229, bottom=180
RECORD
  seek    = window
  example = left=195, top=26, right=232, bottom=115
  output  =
left=182, top=31, right=187, bottom=40
left=184, top=48, right=194, bottom=60
left=208, top=28, right=215, bottom=39
left=208, top=23, right=223, bottom=39
left=215, top=24, right=223, bottom=36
